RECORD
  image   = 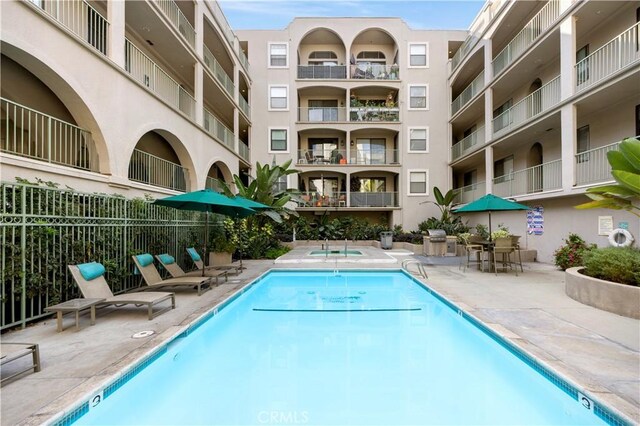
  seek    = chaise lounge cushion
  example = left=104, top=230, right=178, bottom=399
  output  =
left=186, top=248, right=201, bottom=262
left=157, top=254, right=175, bottom=265
left=77, top=262, right=106, bottom=281
left=135, top=254, right=154, bottom=267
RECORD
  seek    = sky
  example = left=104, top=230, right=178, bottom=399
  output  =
left=219, top=0, right=485, bottom=31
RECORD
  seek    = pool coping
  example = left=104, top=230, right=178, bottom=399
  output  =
left=40, top=268, right=634, bottom=426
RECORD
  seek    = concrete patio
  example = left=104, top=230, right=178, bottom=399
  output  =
left=1, top=253, right=638, bottom=425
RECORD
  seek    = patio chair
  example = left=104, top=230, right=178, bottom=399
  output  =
left=186, top=248, right=242, bottom=275
left=1, top=343, right=41, bottom=385
left=460, top=235, right=486, bottom=272
left=132, top=254, right=213, bottom=296
left=155, top=254, right=227, bottom=287
left=69, top=263, right=175, bottom=320
left=491, top=237, right=519, bottom=276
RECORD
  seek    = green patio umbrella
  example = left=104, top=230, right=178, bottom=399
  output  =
left=153, top=189, right=256, bottom=274
left=231, top=195, right=270, bottom=211
left=454, top=193, right=529, bottom=240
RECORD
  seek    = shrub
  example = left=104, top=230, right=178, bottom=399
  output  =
left=582, top=247, right=640, bottom=286
left=264, top=246, right=292, bottom=259
left=553, top=233, right=596, bottom=271
left=418, top=216, right=469, bottom=236
left=393, top=232, right=424, bottom=244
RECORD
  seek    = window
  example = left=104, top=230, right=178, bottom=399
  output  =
left=408, top=170, right=428, bottom=195
left=409, top=85, right=428, bottom=109
left=308, top=51, right=338, bottom=65
left=409, top=43, right=428, bottom=67
left=273, top=176, right=288, bottom=193
left=494, top=155, right=514, bottom=180
left=463, top=170, right=477, bottom=187
left=576, top=45, right=589, bottom=85
left=356, top=51, right=386, bottom=63
left=269, top=128, right=288, bottom=152
left=354, top=178, right=386, bottom=192
left=409, top=128, right=429, bottom=152
left=308, top=100, right=338, bottom=121
left=577, top=125, right=590, bottom=163
left=493, top=99, right=512, bottom=131
left=356, top=138, right=387, bottom=164
left=269, top=86, right=288, bottom=110
left=269, top=43, right=288, bottom=67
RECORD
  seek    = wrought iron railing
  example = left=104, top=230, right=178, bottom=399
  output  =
left=297, top=65, right=347, bottom=79
left=124, top=39, right=196, bottom=119
left=451, top=71, right=484, bottom=115
left=493, top=159, right=562, bottom=197
left=153, top=0, right=195, bottom=48
left=451, top=126, right=485, bottom=161
left=239, top=96, right=250, bottom=119
left=493, top=0, right=560, bottom=76
left=350, top=192, right=399, bottom=207
left=298, top=107, right=347, bottom=122
left=575, top=141, right=622, bottom=185
left=202, top=108, right=234, bottom=150
left=28, top=0, right=108, bottom=55
left=349, top=107, right=399, bottom=122
left=493, top=75, right=560, bottom=137
left=298, top=192, right=347, bottom=207
left=0, top=181, right=208, bottom=330
left=238, top=142, right=250, bottom=162
left=128, top=148, right=187, bottom=191
left=350, top=149, right=399, bottom=165
left=452, top=182, right=486, bottom=204
left=350, top=64, right=399, bottom=80
left=203, top=45, right=235, bottom=97
left=297, top=149, right=347, bottom=165
left=575, top=23, right=640, bottom=92
left=1, top=97, right=94, bottom=171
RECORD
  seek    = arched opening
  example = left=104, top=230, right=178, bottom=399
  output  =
left=527, top=142, right=543, bottom=193
left=128, top=130, right=188, bottom=191
left=350, top=28, right=398, bottom=80
left=298, top=28, right=347, bottom=79
left=205, top=161, right=234, bottom=192
left=528, top=78, right=543, bottom=117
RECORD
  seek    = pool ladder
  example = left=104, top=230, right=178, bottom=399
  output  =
left=402, top=259, right=428, bottom=279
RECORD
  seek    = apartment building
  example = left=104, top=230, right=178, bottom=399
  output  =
left=238, top=19, right=466, bottom=230
left=448, top=0, right=640, bottom=262
left=1, top=0, right=252, bottom=197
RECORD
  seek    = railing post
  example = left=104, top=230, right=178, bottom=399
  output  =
left=47, top=116, right=52, bottom=163
left=20, top=187, right=27, bottom=329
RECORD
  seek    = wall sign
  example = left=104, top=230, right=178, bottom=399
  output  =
left=527, top=206, right=544, bottom=235
left=598, top=216, right=613, bottom=235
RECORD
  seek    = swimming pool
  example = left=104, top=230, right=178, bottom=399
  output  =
left=70, top=270, right=612, bottom=425
left=308, top=249, right=363, bottom=256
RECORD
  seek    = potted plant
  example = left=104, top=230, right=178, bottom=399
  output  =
left=209, top=231, right=236, bottom=266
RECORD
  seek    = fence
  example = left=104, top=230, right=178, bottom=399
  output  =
left=128, top=149, right=188, bottom=191
left=0, top=181, right=214, bottom=330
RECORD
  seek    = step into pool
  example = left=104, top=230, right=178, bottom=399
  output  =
left=70, top=270, right=614, bottom=425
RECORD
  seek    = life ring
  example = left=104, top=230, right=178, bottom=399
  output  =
left=608, top=228, right=634, bottom=248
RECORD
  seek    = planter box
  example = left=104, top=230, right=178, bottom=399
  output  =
left=565, top=267, right=640, bottom=319
left=209, top=251, right=232, bottom=266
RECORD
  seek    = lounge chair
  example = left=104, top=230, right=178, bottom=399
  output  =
left=69, top=263, right=175, bottom=320
left=132, top=254, right=212, bottom=296
left=155, top=254, right=227, bottom=285
left=1, top=343, right=41, bottom=385
left=186, top=248, right=242, bottom=275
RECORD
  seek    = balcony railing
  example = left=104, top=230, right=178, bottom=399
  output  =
left=493, top=75, right=560, bottom=137
left=209, top=0, right=234, bottom=45
left=350, top=192, right=398, bottom=207
left=350, top=149, right=399, bottom=165
left=29, top=0, right=108, bottom=55
left=238, top=142, right=250, bottom=162
left=297, top=149, right=347, bottom=165
left=239, top=96, right=250, bottom=119
left=205, top=176, right=224, bottom=192
left=493, top=0, right=560, bottom=76
left=125, top=39, right=195, bottom=119
left=203, top=108, right=234, bottom=150
left=576, top=23, right=640, bottom=92
left=349, top=107, right=399, bottom=122
left=203, top=46, right=235, bottom=97
left=298, top=192, right=347, bottom=208
left=453, top=182, right=486, bottom=204
left=350, top=64, right=399, bottom=80
left=451, top=34, right=479, bottom=71
left=297, top=65, right=347, bottom=79
left=298, top=107, right=347, bottom=123
left=1, top=97, right=94, bottom=171
left=451, top=71, right=484, bottom=115
left=238, top=47, right=250, bottom=74
left=575, top=141, right=623, bottom=186
left=128, top=148, right=187, bottom=191
left=153, top=0, right=195, bottom=48
left=451, top=126, right=486, bottom=161
left=493, top=159, right=562, bottom=197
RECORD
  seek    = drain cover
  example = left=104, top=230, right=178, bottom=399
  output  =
left=131, top=330, right=155, bottom=339
left=228, top=280, right=241, bottom=283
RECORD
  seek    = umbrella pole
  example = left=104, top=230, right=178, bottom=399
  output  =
left=203, top=212, right=209, bottom=277
left=488, top=211, right=492, bottom=241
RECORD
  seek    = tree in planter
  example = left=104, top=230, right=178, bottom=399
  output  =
left=553, top=233, right=596, bottom=271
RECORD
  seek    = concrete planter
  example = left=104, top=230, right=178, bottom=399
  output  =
left=209, top=251, right=232, bottom=266
left=565, top=267, right=640, bottom=319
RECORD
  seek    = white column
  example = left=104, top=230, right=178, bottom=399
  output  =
left=483, top=38, right=493, bottom=84
left=194, top=1, right=203, bottom=58
left=194, top=62, right=204, bottom=125
left=233, top=108, right=239, bottom=153
left=484, top=87, right=493, bottom=144
left=560, top=104, right=576, bottom=191
left=345, top=171, right=351, bottom=207
left=559, top=15, right=576, bottom=100
left=485, top=145, right=494, bottom=195
left=107, top=0, right=125, bottom=68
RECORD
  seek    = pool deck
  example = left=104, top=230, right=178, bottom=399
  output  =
left=1, top=251, right=639, bottom=425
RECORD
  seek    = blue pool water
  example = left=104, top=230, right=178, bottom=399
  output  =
left=308, top=249, right=363, bottom=256
left=76, top=271, right=605, bottom=425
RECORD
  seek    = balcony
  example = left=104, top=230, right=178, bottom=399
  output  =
left=239, top=96, right=250, bottom=119
left=492, top=75, right=560, bottom=137
left=297, top=65, right=347, bottom=79
left=128, top=148, right=187, bottom=191
left=299, top=192, right=347, bottom=207
left=451, top=71, right=484, bottom=115
left=125, top=39, right=196, bottom=120
left=1, top=97, right=95, bottom=171
left=453, top=182, right=486, bottom=204
left=451, top=126, right=486, bottom=161
left=28, top=0, right=108, bottom=55
left=207, top=0, right=250, bottom=73
left=298, top=108, right=347, bottom=123
left=451, top=34, right=479, bottom=71
left=153, top=0, right=195, bottom=48
left=297, top=149, right=346, bottom=165
left=349, top=107, right=399, bottom=122
left=492, top=0, right=560, bottom=77
left=238, top=142, right=250, bottom=162
left=203, top=46, right=235, bottom=98
left=203, top=108, right=234, bottom=150
left=493, top=159, right=562, bottom=197
left=350, top=192, right=398, bottom=207
left=575, top=23, right=640, bottom=92
left=298, top=191, right=398, bottom=208
left=350, top=149, right=398, bottom=165
left=238, top=48, right=250, bottom=74
left=350, top=64, right=399, bottom=80
left=575, top=140, right=623, bottom=186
